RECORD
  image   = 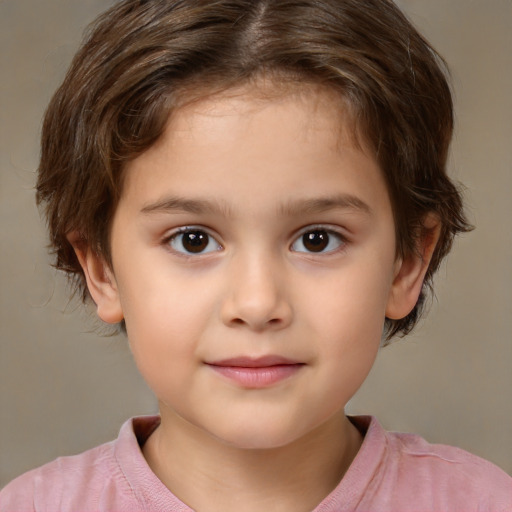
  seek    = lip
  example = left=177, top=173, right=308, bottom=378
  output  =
left=206, top=355, right=305, bottom=388
left=210, top=355, right=301, bottom=367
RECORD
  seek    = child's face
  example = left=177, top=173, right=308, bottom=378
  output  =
left=95, top=86, right=404, bottom=449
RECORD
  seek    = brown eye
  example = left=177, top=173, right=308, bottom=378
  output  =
left=302, top=231, right=329, bottom=252
left=182, top=231, right=209, bottom=253
left=291, top=228, right=344, bottom=254
left=169, top=229, right=221, bottom=255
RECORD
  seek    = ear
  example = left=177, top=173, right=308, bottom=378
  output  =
left=386, top=214, right=441, bottom=320
left=67, top=232, right=124, bottom=324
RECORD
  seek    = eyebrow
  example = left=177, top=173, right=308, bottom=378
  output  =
left=141, top=196, right=232, bottom=216
left=140, top=194, right=372, bottom=217
left=279, top=195, right=373, bottom=217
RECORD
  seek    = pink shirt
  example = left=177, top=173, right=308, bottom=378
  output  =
left=1, top=415, right=511, bottom=511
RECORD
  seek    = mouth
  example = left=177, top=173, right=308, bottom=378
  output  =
left=205, top=355, right=305, bottom=388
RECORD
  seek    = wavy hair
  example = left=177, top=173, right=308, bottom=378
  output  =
left=36, top=0, right=472, bottom=340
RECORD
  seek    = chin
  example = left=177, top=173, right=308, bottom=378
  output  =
left=208, top=418, right=310, bottom=451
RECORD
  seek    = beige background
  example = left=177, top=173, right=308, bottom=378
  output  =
left=1, top=0, right=511, bottom=487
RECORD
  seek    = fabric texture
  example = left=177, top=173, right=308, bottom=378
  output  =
left=1, top=415, right=511, bottom=511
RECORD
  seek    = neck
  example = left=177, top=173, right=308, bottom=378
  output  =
left=143, top=408, right=363, bottom=512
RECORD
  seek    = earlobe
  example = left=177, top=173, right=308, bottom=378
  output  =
left=67, top=232, right=124, bottom=324
left=386, top=214, right=441, bottom=320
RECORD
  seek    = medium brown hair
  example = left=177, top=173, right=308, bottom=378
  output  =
left=36, top=0, right=472, bottom=340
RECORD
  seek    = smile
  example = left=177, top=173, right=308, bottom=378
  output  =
left=206, top=356, right=305, bottom=388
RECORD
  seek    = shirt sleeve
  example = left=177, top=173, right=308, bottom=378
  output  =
left=0, top=470, right=38, bottom=512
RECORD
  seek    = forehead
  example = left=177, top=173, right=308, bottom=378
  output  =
left=119, top=84, right=388, bottom=218
left=157, top=80, right=364, bottom=155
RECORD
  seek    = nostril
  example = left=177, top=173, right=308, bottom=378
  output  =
left=229, top=316, right=282, bottom=328
left=221, top=289, right=293, bottom=330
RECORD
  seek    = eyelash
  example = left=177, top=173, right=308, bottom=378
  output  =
left=163, top=226, right=222, bottom=257
left=162, top=225, right=348, bottom=257
left=290, top=225, right=347, bottom=255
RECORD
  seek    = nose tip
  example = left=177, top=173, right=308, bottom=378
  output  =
left=228, top=309, right=291, bottom=331
left=220, top=261, right=293, bottom=331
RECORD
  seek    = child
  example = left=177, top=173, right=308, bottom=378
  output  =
left=1, top=0, right=511, bottom=510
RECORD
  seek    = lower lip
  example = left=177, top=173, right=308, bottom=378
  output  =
left=208, top=364, right=304, bottom=388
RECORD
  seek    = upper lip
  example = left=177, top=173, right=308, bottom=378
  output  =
left=207, top=356, right=303, bottom=368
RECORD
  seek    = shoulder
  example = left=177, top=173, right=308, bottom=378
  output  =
left=0, top=440, right=121, bottom=511
left=0, top=417, right=160, bottom=512
left=345, top=416, right=512, bottom=512
left=385, top=422, right=512, bottom=510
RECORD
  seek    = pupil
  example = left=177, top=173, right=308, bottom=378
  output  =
left=183, top=231, right=208, bottom=253
left=303, top=231, right=329, bottom=252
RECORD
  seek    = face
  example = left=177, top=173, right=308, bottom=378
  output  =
left=97, top=86, right=404, bottom=449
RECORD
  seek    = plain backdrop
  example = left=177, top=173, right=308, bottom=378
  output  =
left=1, top=0, right=511, bottom=487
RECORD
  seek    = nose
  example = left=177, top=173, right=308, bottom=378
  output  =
left=220, top=252, right=293, bottom=332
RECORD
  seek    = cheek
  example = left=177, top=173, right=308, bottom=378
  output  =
left=117, top=249, right=216, bottom=327
left=307, top=263, right=392, bottom=340
left=311, top=276, right=386, bottom=408
left=317, top=299, right=382, bottom=382
left=302, top=261, right=392, bottom=393
left=116, top=266, right=220, bottom=375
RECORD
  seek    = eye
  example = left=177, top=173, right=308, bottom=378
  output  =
left=167, top=228, right=222, bottom=255
left=291, top=228, right=345, bottom=254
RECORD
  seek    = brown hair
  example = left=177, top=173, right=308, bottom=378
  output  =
left=36, top=0, right=472, bottom=340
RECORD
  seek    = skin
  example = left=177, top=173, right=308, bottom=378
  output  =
left=72, top=85, right=439, bottom=512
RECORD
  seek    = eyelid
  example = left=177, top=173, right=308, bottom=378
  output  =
left=290, top=224, right=348, bottom=254
left=163, top=225, right=223, bottom=256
